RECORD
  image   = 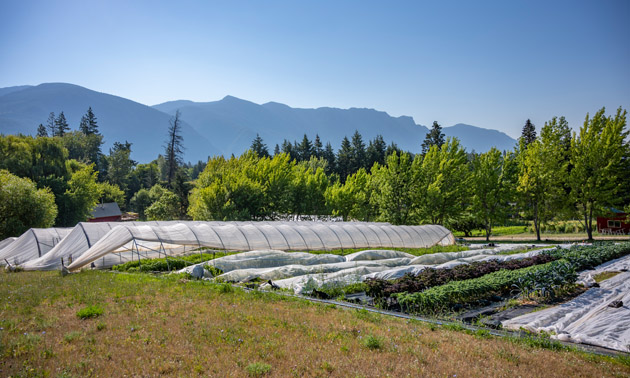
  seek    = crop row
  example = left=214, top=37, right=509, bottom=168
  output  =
left=365, top=254, right=558, bottom=306
left=392, top=242, right=630, bottom=314
left=113, top=252, right=227, bottom=272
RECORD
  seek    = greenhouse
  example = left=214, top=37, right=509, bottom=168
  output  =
left=0, top=228, right=72, bottom=266
left=67, top=222, right=455, bottom=271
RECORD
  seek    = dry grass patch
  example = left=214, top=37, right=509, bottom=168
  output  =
left=0, top=270, right=628, bottom=377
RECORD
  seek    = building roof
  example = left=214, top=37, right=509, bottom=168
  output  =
left=90, top=203, right=122, bottom=219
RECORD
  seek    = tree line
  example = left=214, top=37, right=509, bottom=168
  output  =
left=1, top=106, right=628, bottom=241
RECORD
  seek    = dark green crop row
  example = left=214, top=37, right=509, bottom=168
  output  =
left=393, top=242, right=630, bottom=315
left=112, top=252, right=228, bottom=272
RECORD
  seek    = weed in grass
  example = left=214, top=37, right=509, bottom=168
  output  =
left=76, top=304, right=104, bottom=319
left=4, top=333, right=41, bottom=358
left=219, top=283, right=234, bottom=293
left=41, top=348, right=54, bottom=359
left=497, top=348, right=520, bottom=364
left=364, top=334, right=384, bottom=350
left=442, top=323, right=465, bottom=332
left=96, top=322, right=106, bottom=331
left=474, top=329, right=492, bottom=339
left=593, top=271, right=621, bottom=283
left=63, top=331, right=82, bottom=343
left=246, top=362, right=271, bottom=377
left=354, top=308, right=382, bottom=323
left=320, top=361, right=335, bottom=373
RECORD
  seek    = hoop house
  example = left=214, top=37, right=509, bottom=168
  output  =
left=0, top=228, right=72, bottom=266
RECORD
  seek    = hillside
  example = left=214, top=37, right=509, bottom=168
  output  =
left=0, top=83, right=517, bottom=162
left=0, top=83, right=218, bottom=162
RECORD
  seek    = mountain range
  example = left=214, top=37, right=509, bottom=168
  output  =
left=0, top=83, right=517, bottom=162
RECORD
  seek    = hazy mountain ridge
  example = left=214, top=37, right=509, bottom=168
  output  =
left=0, top=83, right=219, bottom=162
left=154, top=97, right=517, bottom=155
left=0, top=83, right=517, bottom=163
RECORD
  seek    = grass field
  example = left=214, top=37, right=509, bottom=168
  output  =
left=1, top=270, right=629, bottom=377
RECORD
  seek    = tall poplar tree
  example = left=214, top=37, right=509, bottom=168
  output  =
left=569, top=107, right=628, bottom=239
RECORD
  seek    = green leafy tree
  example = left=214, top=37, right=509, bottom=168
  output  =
left=470, top=148, right=517, bottom=240
left=371, top=152, right=418, bottom=225
left=569, top=107, right=628, bottom=239
left=56, top=162, right=102, bottom=226
left=106, top=141, right=135, bottom=194
left=417, top=137, right=469, bottom=225
left=0, top=170, right=57, bottom=239
left=97, top=182, right=126, bottom=209
left=130, top=188, right=152, bottom=220
left=145, top=184, right=180, bottom=220
left=325, top=168, right=374, bottom=221
left=421, top=121, right=445, bottom=154
left=517, top=119, right=568, bottom=241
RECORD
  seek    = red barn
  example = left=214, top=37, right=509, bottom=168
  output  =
left=596, top=209, right=630, bottom=235
left=88, top=203, right=122, bottom=222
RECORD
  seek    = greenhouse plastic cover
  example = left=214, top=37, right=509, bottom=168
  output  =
left=20, top=221, right=196, bottom=271
left=0, top=237, right=16, bottom=251
left=0, top=228, right=71, bottom=266
left=67, top=222, right=455, bottom=271
left=502, top=254, right=630, bottom=352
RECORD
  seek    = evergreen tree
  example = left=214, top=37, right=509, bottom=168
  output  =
left=366, top=134, right=386, bottom=168
left=520, top=119, right=537, bottom=149
left=297, top=134, right=313, bottom=161
left=85, top=107, right=99, bottom=135
left=336, top=136, right=353, bottom=181
left=322, top=142, right=336, bottom=175
left=250, top=134, right=270, bottom=158
left=36, top=124, right=48, bottom=137
left=386, top=142, right=400, bottom=157
left=273, top=144, right=280, bottom=156
left=46, top=112, right=56, bottom=136
left=164, top=110, right=185, bottom=187
left=421, top=121, right=445, bottom=154
left=350, top=130, right=367, bottom=172
left=281, top=139, right=297, bottom=161
left=313, top=134, right=323, bottom=158
left=54, top=112, right=70, bottom=137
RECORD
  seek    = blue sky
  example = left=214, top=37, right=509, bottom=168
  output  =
left=1, top=0, right=628, bottom=138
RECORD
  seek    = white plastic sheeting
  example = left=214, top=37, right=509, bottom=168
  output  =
left=211, top=258, right=413, bottom=283
left=67, top=222, right=455, bottom=271
left=176, top=244, right=548, bottom=294
left=502, top=255, right=630, bottom=352
left=0, top=228, right=71, bottom=265
left=0, top=237, right=16, bottom=251
left=20, top=221, right=192, bottom=270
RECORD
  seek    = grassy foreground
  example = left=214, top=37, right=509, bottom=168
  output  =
left=1, top=271, right=629, bottom=378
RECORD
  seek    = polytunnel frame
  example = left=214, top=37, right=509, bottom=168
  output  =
left=67, top=222, right=455, bottom=272
left=116, top=223, right=235, bottom=272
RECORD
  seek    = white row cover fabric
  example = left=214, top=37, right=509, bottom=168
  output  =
left=0, top=228, right=72, bottom=266
left=20, top=221, right=190, bottom=270
left=175, top=244, right=552, bottom=293
left=211, top=258, right=413, bottom=283
left=67, top=222, right=454, bottom=271
left=502, top=256, right=630, bottom=352
left=0, top=237, right=16, bottom=251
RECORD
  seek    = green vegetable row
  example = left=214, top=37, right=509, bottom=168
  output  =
left=394, top=242, right=630, bottom=314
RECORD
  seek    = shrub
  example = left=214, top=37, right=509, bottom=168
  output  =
left=246, top=362, right=271, bottom=377
left=363, top=334, right=384, bottom=350
left=76, top=305, right=104, bottom=319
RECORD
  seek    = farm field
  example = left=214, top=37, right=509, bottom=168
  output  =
left=1, top=269, right=629, bottom=377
